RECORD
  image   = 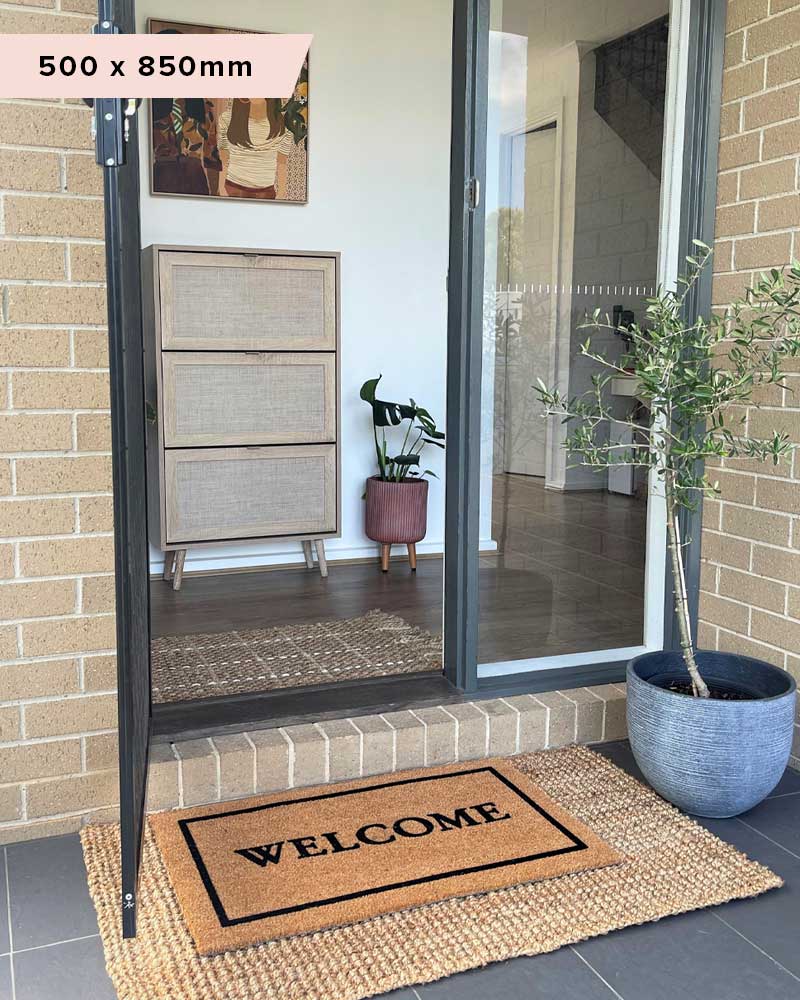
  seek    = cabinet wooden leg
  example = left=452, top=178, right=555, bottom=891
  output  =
left=302, top=540, right=314, bottom=569
left=407, top=543, right=417, bottom=571
left=314, top=539, right=328, bottom=578
left=172, top=549, right=186, bottom=591
left=163, top=550, right=176, bottom=582
left=380, top=543, right=391, bottom=573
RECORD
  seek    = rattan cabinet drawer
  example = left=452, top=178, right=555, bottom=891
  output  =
left=162, top=353, right=336, bottom=448
left=159, top=251, right=337, bottom=351
left=164, top=445, right=337, bottom=544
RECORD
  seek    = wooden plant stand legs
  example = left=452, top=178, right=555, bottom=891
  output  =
left=163, top=550, right=187, bottom=591
left=380, top=543, right=418, bottom=572
left=302, top=539, right=329, bottom=578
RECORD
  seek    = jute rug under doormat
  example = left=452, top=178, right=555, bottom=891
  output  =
left=81, top=747, right=782, bottom=1000
left=151, top=611, right=442, bottom=704
left=150, top=758, right=621, bottom=953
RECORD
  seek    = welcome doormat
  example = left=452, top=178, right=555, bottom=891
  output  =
left=150, top=758, right=621, bottom=953
left=151, top=611, right=442, bottom=704
left=82, top=747, right=782, bottom=1000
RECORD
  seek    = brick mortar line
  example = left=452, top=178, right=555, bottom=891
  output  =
left=699, top=588, right=800, bottom=617
left=0, top=324, right=107, bottom=330
left=0, top=802, right=119, bottom=834
left=0, top=610, right=115, bottom=627
left=0, top=235, right=104, bottom=246
left=0, top=727, right=117, bottom=752
left=0, top=281, right=106, bottom=289
left=710, top=621, right=800, bottom=654
left=701, top=561, right=800, bottom=588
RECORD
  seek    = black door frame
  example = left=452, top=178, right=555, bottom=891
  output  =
left=96, top=0, right=151, bottom=939
left=99, top=0, right=726, bottom=932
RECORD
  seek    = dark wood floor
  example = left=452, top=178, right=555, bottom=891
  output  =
left=151, top=475, right=646, bottom=692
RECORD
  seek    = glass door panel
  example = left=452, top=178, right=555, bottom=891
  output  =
left=478, top=0, right=671, bottom=671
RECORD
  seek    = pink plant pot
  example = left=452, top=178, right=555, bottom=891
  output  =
left=364, top=476, right=429, bottom=544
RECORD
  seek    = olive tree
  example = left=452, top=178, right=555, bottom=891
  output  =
left=535, top=244, right=800, bottom=698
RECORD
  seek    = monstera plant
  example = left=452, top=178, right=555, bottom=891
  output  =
left=359, top=376, right=444, bottom=572
left=359, top=376, right=445, bottom=482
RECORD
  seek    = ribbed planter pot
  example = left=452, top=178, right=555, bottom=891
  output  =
left=364, top=476, right=428, bottom=544
left=627, top=650, right=796, bottom=818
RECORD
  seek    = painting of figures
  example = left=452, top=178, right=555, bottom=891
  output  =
left=148, top=19, right=309, bottom=203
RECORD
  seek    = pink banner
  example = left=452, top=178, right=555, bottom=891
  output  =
left=0, top=33, right=313, bottom=98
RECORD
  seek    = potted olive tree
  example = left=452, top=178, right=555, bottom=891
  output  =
left=360, top=376, right=445, bottom=572
left=535, top=244, right=800, bottom=817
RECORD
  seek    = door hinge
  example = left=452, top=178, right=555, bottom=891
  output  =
left=466, top=177, right=480, bottom=211
left=88, top=18, right=141, bottom=168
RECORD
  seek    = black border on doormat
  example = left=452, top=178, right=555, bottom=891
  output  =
left=177, top=766, right=589, bottom=928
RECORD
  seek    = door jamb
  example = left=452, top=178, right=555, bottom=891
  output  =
left=442, top=0, right=490, bottom=693
left=96, top=0, right=151, bottom=939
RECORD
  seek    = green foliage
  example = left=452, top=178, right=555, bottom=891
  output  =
left=534, top=245, right=800, bottom=511
left=360, top=375, right=445, bottom=483
left=534, top=245, right=800, bottom=692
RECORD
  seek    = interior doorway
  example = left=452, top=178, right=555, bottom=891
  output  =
left=500, top=121, right=558, bottom=479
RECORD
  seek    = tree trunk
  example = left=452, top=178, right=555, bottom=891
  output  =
left=665, top=473, right=710, bottom=698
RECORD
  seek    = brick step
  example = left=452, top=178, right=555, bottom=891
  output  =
left=146, top=684, right=628, bottom=813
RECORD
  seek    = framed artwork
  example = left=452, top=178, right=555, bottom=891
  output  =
left=147, top=18, right=309, bottom=203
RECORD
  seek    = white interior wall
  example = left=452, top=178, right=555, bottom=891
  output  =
left=565, top=46, right=664, bottom=490
left=488, top=0, right=670, bottom=498
left=481, top=19, right=527, bottom=533
left=137, top=0, right=455, bottom=574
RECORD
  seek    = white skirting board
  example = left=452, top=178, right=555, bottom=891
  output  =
left=149, top=537, right=499, bottom=576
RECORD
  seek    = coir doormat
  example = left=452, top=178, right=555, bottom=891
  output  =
left=82, top=747, right=782, bottom=1000
left=149, top=757, right=621, bottom=953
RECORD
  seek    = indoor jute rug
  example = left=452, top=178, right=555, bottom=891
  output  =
left=81, top=746, right=782, bottom=1000
left=151, top=611, right=442, bottom=704
left=150, top=758, right=621, bottom=953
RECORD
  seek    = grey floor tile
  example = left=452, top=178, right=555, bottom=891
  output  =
left=737, top=790, right=800, bottom=853
left=7, top=835, right=99, bottom=951
left=595, top=740, right=645, bottom=783
left=766, top=767, right=800, bottom=798
left=574, top=908, right=800, bottom=999
left=416, top=948, right=619, bottom=999
left=0, top=956, right=11, bottom=1000
left=599, top=742, right=800, bottom=815
left=14, top=935, right=114, bottom=1000
left=701, top=815, right=800, bottom=979
left=0, top=852, right=9, bottom=957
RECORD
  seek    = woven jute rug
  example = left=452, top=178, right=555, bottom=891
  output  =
left=81, top=746, right=782, bottom=1000
left=149, top=758, right=621, bottom=953
left=151, top=610, right=442, bottom=704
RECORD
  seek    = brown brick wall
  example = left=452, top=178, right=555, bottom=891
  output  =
left=700, top=0, right=800, bottom=764
left=0, top=2, right=118, bottom=841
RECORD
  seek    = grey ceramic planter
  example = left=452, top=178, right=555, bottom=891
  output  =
left=627, top=650, right=796, bottom=818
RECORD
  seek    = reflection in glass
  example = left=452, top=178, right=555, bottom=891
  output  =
left=479, top=1, right=670, bottom=667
